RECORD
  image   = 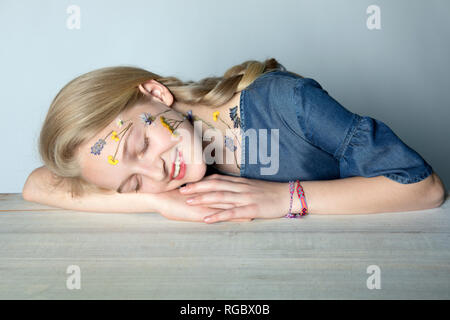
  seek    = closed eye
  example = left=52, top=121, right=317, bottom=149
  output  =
left=135, top=135, right=149, bottom=192
left=141, top=136, right=149, bottom=155
left=134, top=176, right=141, bottom=193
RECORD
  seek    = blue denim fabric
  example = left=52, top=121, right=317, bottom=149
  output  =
left=233, top=69, right=433, bottom=184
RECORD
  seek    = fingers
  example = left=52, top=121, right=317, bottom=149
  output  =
left=185, top=179, right=235, bottom=193
left=202, top=173, right=248, bottom=183
left=186, top=191, right=245, bottom=206
left=180, top=174, right=250, bottom=195
left=205, top=203, right=235, bottom=210
left=203, top=205, right=256, bottom=224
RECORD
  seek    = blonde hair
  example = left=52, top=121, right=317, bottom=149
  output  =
left=39, top=57, right=302, bottom=197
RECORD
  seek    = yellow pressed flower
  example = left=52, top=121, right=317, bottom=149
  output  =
left=160, top=116, right=174, bottom=134
left=108, top=155, right=118, bottom=165
left=116, top=119, right=124, bottom=128
left=213, top=111, right=220, bottom=122
left=111, top=131, right=120, bottom=141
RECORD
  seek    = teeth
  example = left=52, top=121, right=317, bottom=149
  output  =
left=173, top=152, right=181, bottom=178
left=173, top=162, right=180, bottom=178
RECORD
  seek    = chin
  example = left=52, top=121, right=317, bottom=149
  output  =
left=186, top=162, right=207, bottom=183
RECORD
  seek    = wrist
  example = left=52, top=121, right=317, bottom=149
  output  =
left=142, top=191, right=163, bottom=213
left=276, top=182, right=294, bottom=216
left=282, top=180, right=310, bottom=216
left=289, top=182, right=302, bottom=214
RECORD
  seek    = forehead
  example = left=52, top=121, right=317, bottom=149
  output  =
left=79, top=111, right=137, bottom=190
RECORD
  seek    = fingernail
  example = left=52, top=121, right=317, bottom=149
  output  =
left=186, top=198, right=194, bottom=204
left=204, top=217, right=211, bottom=222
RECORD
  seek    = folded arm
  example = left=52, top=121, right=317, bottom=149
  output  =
left=167, top=172, right=446, bottom=223
left=22, top=166, right=160, bottom=213
left=22, top=166, right=252, bottom=222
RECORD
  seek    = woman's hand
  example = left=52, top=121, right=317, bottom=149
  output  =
left=179, top=174, right=291, bottom=223
left=156, top=187, right=252, bottom=223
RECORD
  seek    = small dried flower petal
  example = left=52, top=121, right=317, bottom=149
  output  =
left=213, top=111, right=220, bottom=122
left=90, top=139, right=106, bottom=155
left=140, top=112, right=154, bottom=126
left=111, top=131, right=120, bottom=141
left=224, top=135, right=237, bottom=151
left=108, top=155, right=119, bottom=165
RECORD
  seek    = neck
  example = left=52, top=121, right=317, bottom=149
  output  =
left=171, top=99, right=224, bottom=162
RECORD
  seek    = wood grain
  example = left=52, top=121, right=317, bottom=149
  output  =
left=0, top=193, right=449, bottom=299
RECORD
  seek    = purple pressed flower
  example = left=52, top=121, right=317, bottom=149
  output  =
left=90, top=139, right=106, bottom=155
left=229, top=106, right=240, bottom=128
left=140, top=112, right=154, bottom=126
left=233, top=117, right=240, bottom=128
left=186, top=110, right=193, bottom=122
left=224, top=135, right=237, bottom=152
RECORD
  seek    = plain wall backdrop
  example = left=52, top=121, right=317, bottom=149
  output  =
left=0, top=0, right=448, bottom=193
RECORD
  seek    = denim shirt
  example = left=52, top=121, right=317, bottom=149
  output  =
left=211, top=69, right=433, bottom=184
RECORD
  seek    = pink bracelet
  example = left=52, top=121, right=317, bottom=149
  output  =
left=284, top=180, right=309, bottom=218
left=296, top=179, right=308, bottom=217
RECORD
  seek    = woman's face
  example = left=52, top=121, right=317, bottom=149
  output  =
left=78, top=82, right=207, bottom=194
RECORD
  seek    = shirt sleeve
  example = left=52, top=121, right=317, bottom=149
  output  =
left=291, top=77, right=433, bottom=184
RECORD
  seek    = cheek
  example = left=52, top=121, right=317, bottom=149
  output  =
left=142, top=184, right=166, bottom=194
left=148, top=124, right=179, bottom=149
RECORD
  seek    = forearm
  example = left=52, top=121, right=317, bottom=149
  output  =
left=25, top=189, right=160, bottom=213
left=22, top=166, right=161, bottom=213
left=292, top=174, right=443, bottom=215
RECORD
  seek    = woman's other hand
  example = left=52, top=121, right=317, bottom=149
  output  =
left=156, top=187, right=252, bottom=223
left=179, top=174, right=290, bottom=223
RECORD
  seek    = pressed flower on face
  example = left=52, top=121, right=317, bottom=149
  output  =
left=160, top=116, right=174, bottom=135
left=140, top=112, right=155, bottom=126
left=111, top=131, right=120, bottom=141
left=224, top=135, right=237, bottom=151
left=90, top=139, right=106, bottom=155
left=90, top=121, right=133, bottom=165
left=229, top=106, right=241, bottom=128
left=160, top=115, right=185, bottom=136
left=108, top=155, right=118, bottom=165
left=213, top=111, right=220, bottom=122
left=185, top=110, right=193, bottom=123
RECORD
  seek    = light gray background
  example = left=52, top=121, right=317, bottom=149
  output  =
left=0, top=0, right=448, bottom=193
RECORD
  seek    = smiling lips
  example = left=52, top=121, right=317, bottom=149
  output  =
left=170, top=148, right=186, bottom=180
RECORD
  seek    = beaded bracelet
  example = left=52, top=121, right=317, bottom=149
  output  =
left=285, top=180, right=295, bottom=217
left=284, top=180, right=309, bottom=218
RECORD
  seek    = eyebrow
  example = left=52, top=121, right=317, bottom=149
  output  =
left=116, top=126, right=135, bottom=193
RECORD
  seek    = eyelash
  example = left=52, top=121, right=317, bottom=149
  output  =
left=141, top=136, right=149, bottom=155
left=135, top=135, right=149, bottom=192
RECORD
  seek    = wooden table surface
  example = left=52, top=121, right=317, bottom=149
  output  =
left=0, top=193, right=449, bottom=300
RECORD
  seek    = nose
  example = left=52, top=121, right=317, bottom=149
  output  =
left=136, top=152, right=167, bottom=181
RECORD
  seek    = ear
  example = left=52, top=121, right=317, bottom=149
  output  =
left=138, top=79, right=174, bottom=107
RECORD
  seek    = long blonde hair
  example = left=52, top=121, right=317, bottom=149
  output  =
left=39, top=57, right=302, bottom=197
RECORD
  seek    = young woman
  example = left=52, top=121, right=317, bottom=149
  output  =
left=22, top=58, right=446, bottom=223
